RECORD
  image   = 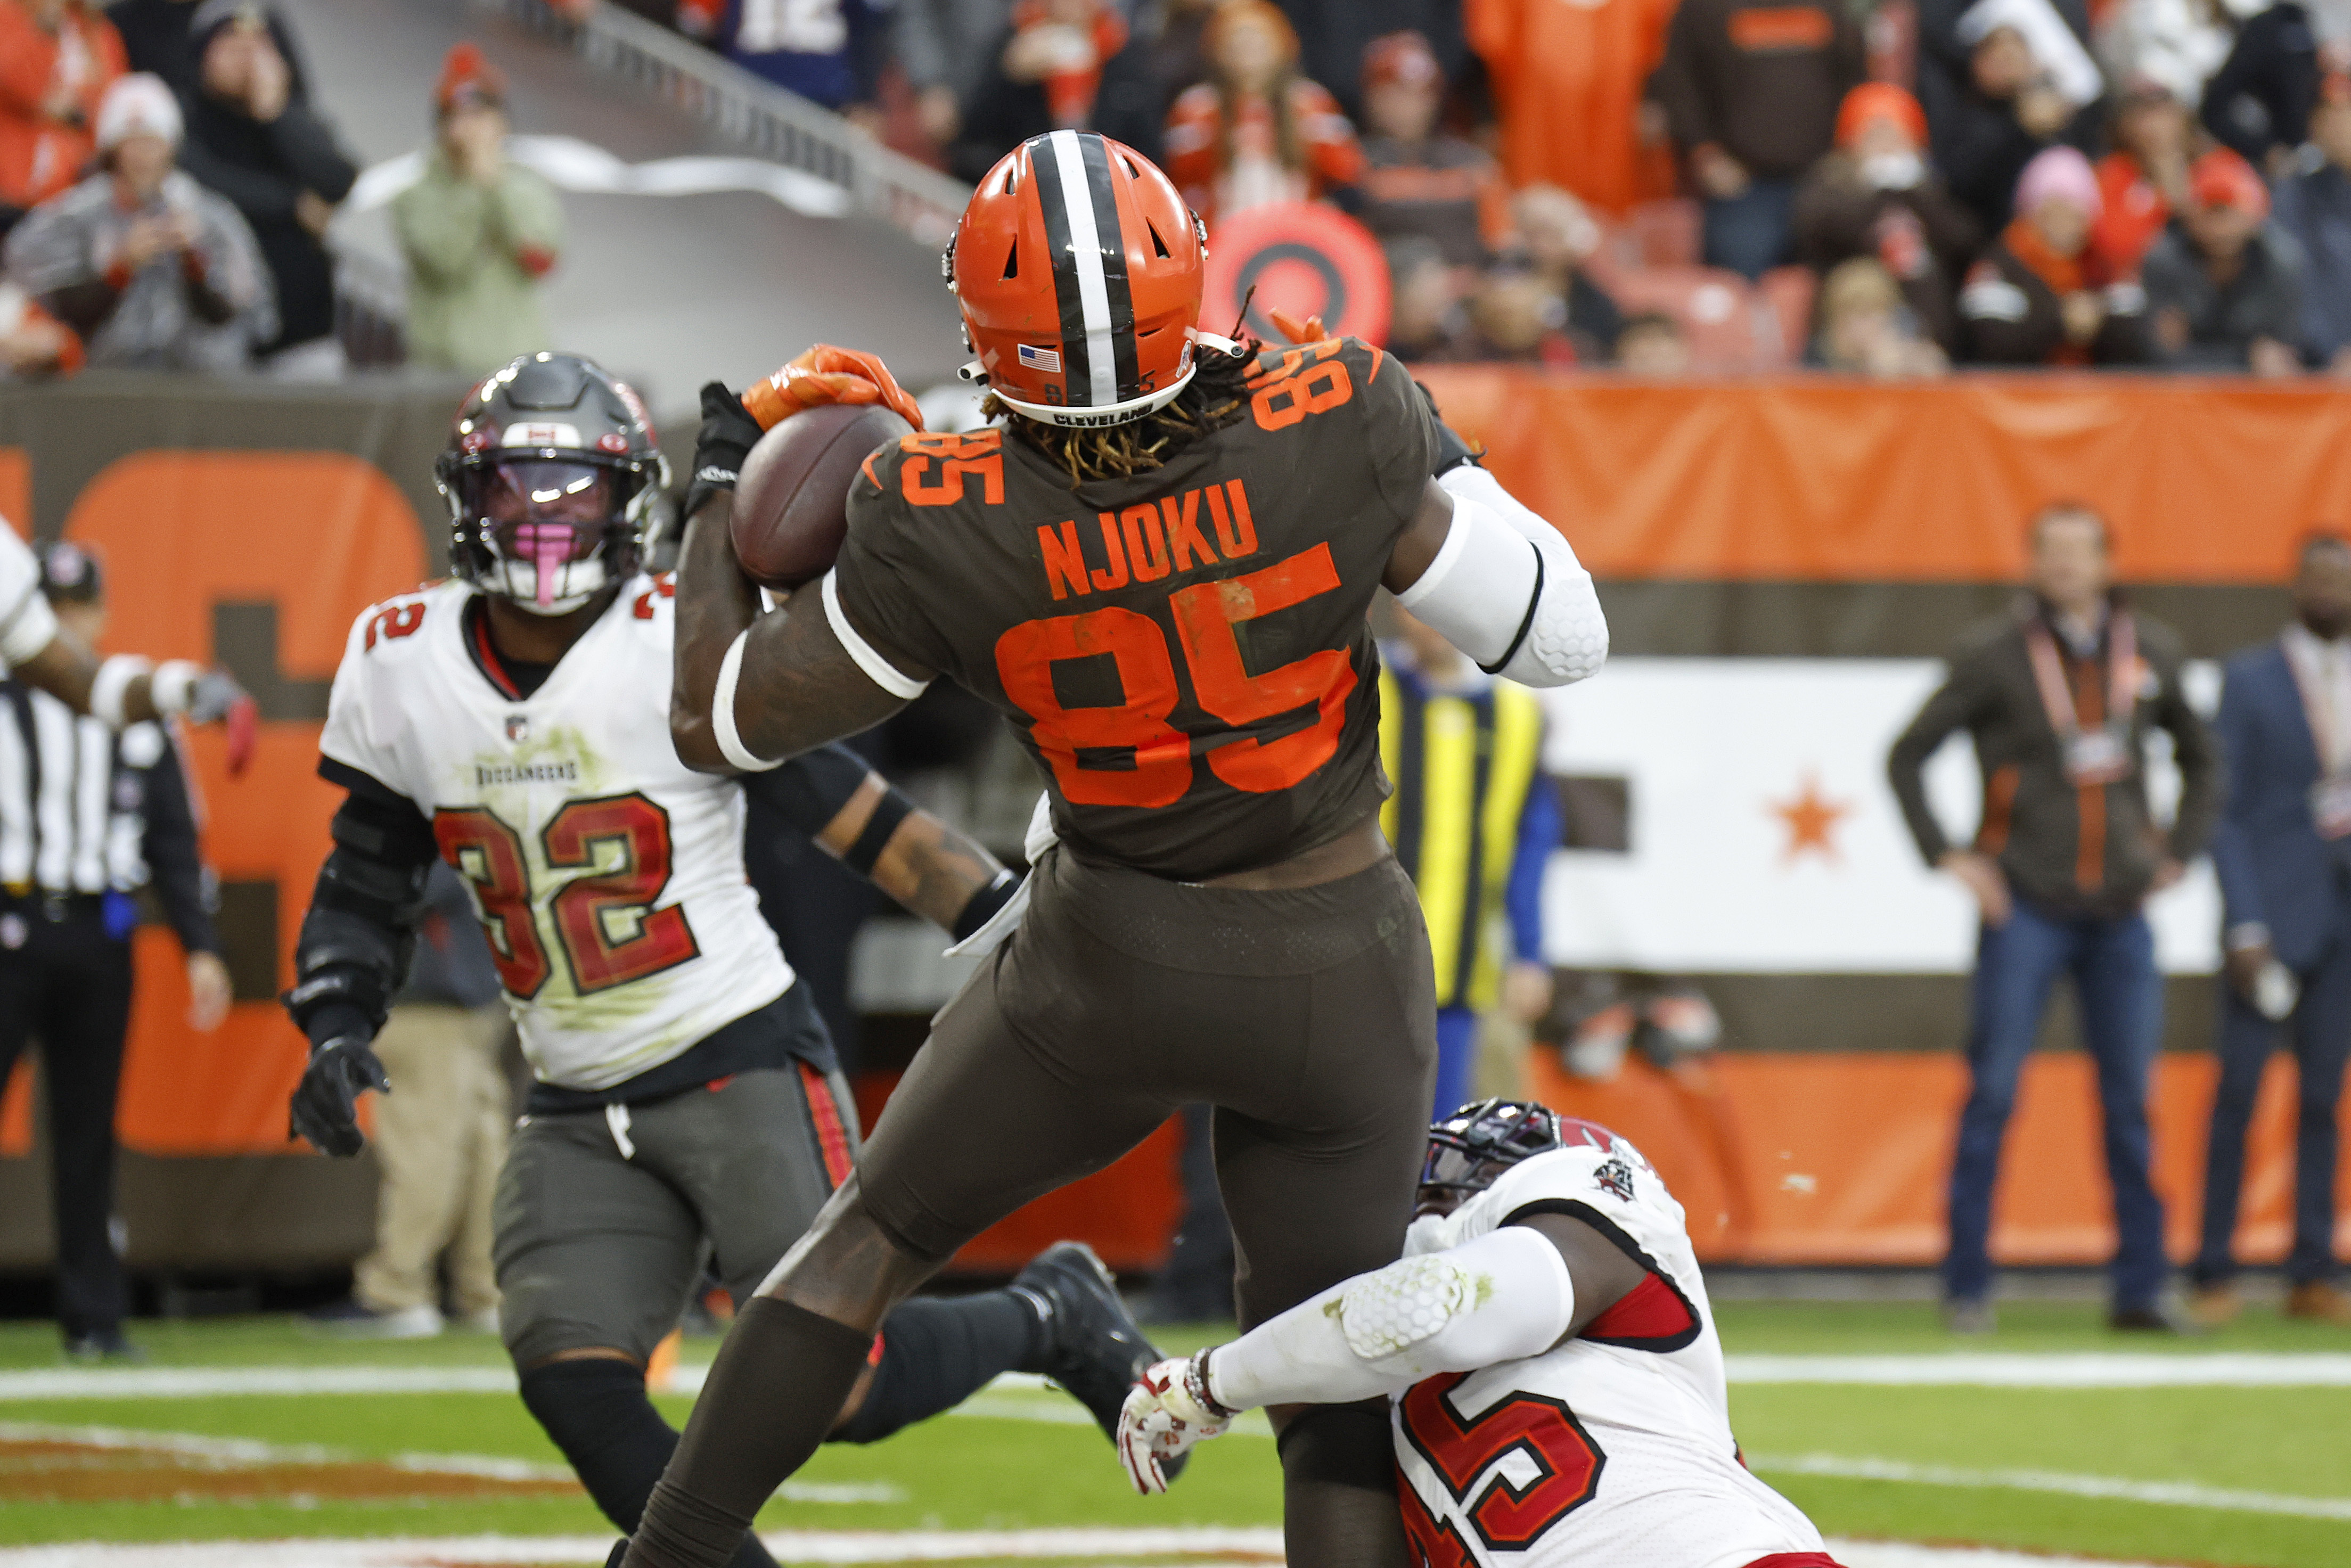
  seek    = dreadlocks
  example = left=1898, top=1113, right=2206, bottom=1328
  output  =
left=987, top=339, right=1261, bottom=487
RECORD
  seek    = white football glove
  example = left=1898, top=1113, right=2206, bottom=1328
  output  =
left=1116, top=1352, right=1234, bottom=1495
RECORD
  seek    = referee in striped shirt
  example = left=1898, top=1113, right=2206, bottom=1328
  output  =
left=1379, top=605, right=1560, bottom=1118
left=0, top=543, right=230, bottom=1361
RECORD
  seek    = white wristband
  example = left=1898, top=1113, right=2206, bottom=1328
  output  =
left=91, top=654, right=152, bottom=730
left=150, top=659, right=201, bottom=717
left=712, top=629, right=782, bottom=773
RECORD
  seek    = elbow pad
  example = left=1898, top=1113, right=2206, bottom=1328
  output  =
left=1398, top=465, right=1607, bottom=689
left=283, top=840, right=429, bottom=1045
left=1205, top=1226, right=1575, bottom=1411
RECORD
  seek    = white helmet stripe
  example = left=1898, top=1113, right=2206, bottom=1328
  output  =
left=1046, top=129, right=1120, bottom=410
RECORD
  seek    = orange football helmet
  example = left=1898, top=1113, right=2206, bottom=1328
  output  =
left=947, top=130, right=1220, bottom=428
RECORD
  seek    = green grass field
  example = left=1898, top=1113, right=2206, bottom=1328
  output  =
left=1, top=1300, right=2347, bottom=1565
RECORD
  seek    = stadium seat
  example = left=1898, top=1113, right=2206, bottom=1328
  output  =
left=1588, top=199, right=1703, bottom=289
left=1755, top=266, right=1818, bottom=367
left=1602, top=266, right=1770, bottom=372
left=1624, top=199, right=1703, bottom=268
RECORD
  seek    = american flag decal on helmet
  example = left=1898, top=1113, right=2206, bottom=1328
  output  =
left=1018, top=343, right=1063, bottom=372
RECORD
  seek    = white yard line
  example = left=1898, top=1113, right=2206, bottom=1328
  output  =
left=0, top=1534, right=2203, bottom=1567
left=1726, top=1352, right=2351, bottom=1386
left=0, top=1367, right=520, bottom=1400
left=0, top=1423, right=899, bottom=1505
left=0, top=1529, right=1289, bottom=1566
left=9, top=1353, right=2351, bottom=1403
left=1753, top=1451, right=2351, bottom=1520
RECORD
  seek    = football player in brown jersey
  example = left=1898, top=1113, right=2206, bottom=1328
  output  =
left=619, top=131, right=1607, bottom=1568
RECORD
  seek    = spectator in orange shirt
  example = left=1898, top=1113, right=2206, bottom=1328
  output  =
left=1467, top=0, right=1678, bottom=215
left=1356, top=30, right=1508, bottom=266
left=1162, top=0, right=1363, bottom=231
left=0, top=0, right=128, bottom=235
left=1649, top=0, right=1866, bottom=276
left=2093, top=79, right=2194, bottom=278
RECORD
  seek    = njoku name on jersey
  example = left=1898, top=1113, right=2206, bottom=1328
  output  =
left=320, top=575, right=792, bottom=1091
left=1392, top=1138, right=1825, bottom=1568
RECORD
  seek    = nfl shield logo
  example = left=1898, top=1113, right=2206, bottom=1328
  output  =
left=1018, top=343, right=1062, bottom=373
left=505, top=714, right=530, bottom=743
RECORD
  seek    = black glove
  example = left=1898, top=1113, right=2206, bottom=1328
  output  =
left=289, top=1035, right=391, bottom=1158
left=683, top=380, right=764, bottom=524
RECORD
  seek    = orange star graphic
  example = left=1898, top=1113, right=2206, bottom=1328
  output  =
left=1770, top=773, right=1851, bottom=863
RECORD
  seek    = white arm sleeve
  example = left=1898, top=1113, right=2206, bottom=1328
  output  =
left=1203, top=1226, right=1574, bottom=1411
left=1397, top=465, right=1606, bottom=688
left=0, top=528, right=57, bottom=668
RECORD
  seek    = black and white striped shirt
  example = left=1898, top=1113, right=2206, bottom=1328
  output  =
left=0, top=682, right=217, bottom=953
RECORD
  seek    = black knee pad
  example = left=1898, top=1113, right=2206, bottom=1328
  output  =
left=1274, top=1401, right=1398, bottom=1495
left=518, top=1358, right=679, bottom=1531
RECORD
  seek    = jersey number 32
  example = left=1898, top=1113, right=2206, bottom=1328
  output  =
left=433, top=793, right=698, bottom=999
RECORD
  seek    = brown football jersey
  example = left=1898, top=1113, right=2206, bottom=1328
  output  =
left=831, top=338, right=1439, bottom=880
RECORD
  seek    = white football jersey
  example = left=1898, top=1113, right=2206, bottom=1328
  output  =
left=320, top=575, right=794, bottom=1091
left=0, top=523, right=59, bottom=667
left=1393, top=1136, right=1824, bottom=1568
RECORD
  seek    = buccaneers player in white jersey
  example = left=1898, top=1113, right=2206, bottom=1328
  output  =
left=1119, top=1100, right=1842, bottom=1568
left=283, top=353, right=1183, bottom=1568
left=0, top=516, right=253, bottom=751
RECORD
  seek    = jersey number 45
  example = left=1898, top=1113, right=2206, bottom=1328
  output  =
left=1399, top=1375, right=1606, bottom=1565
left=433, top=793, right=698, bottom=999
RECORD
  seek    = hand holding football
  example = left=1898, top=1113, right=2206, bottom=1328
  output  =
left=728, top=403, right=913, bottom=590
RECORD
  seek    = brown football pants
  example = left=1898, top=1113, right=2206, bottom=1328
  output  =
left=859, top=841, right=1437, bottom=1330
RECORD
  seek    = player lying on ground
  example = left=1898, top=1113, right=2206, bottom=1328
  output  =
left=281, top=353, right=1168, bottom=1568
left=1118, top=1101, right=1842, bottom=1568
left=617, top=130, right=1606, bottom=1568
left=0, top=519, right=255, bottom=765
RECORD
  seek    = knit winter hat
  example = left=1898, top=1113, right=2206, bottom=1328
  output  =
left=95, top=73, right=183, bottom=152
left=1836, top=83, right=1926, bottom=149
left=435, top=43, right=508, bottom=116
left=2188, top=147, right=2269, bottom=219
left=2014, top=145, right=2101, bottom=220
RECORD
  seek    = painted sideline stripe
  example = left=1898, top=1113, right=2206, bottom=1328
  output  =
left=1752, top=1451, right=2351, bottom=1520
left=0, top=1423, right=899, bottom=1505
left=0, top=1366, right=519, bottom=1399
left=0, top=1529, right=1290, bottom=1566
left=10, top=1354, right=2351, bottom=1402
left=0, top=1535, right=2182, bottom=1567
left=1727, top=1352, right=2351, bottom=1387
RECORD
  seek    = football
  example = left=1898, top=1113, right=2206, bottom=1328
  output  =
left=727, top=401, right=914, bottom=589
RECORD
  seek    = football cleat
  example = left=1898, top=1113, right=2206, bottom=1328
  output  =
left=1011, top=1241, right=1188, bottom=1484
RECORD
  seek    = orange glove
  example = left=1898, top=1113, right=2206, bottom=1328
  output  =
left=1267, top=307, right=1329, bottom=346
left=741, top=345, right=926, bottom=433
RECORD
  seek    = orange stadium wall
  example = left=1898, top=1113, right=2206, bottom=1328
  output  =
left=1, top=370, right=2347, bottom=1280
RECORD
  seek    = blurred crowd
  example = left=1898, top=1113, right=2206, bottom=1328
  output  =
left=655, top=0, right=2351, bottom=376
left=7, top=0, right=2351, bottom=379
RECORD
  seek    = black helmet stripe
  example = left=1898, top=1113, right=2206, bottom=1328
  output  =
left=1078, top=132, right=1140, bottom=399
left=1033, top=130, right=1134, bottom=408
